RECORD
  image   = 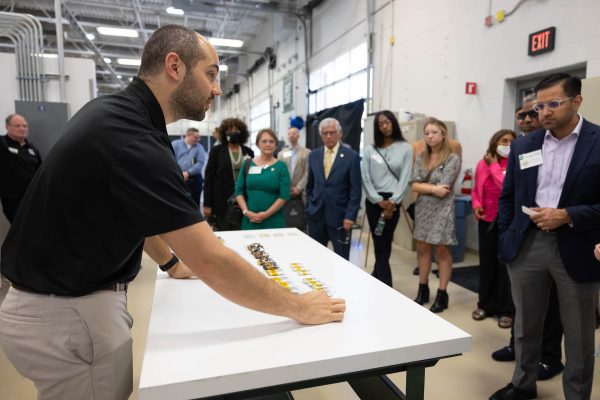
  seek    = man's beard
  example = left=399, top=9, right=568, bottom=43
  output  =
left=171, top=71, right=208, bottom=122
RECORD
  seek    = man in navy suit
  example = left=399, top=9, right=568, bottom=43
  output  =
left=306, top=118, right=361, bottom=260
left=490, top=73, right=600, bottom=400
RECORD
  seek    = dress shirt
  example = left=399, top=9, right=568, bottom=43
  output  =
left=536, top=114, right=582, bottom=208
left=323, top=142, right=340, bottom=173
left=171, top=138, right=207, bottom=178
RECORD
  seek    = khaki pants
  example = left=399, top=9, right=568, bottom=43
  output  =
left=0, top=287, right=133, bottom=400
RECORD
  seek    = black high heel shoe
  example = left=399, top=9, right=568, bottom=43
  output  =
left=414, top=283, right=430, bottom=305
left=430, top=289, right=448, bottom=313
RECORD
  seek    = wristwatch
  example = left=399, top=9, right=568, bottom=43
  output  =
left=242, top=209, right=248, bottom=215
left=159, top=253, right=179, bottom=272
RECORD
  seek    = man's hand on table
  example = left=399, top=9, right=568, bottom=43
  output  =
left=292, top=290, right=346, bottom=324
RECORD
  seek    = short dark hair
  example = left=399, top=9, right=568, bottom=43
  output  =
left=373, top=110, right=405, bottom=147
left=486, top=129, right=516, bottom=157
left=186, top=127, right=199, bottom=135
left=256, top=128, right=277, bottom=145
left=218, top=118, right=250, bottom=144
left=534, top=73, right=581, bottom=97
left=138, top=25, right=204, bottom=78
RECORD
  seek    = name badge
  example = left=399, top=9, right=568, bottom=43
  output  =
left=372, top=153, right=384, bottom=165
left=8, top=147, right=18, bottom=154
left=282, top=150, right=292, bottom=158
left=519, top=150, right=543, bottom=170
left=28, top=148, right=36, bottom=156
left=248, top=166, right=263, bottom=174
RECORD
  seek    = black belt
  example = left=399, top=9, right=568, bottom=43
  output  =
left=11, top=282, right=128, bottom=296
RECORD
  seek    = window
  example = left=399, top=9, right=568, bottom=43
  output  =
left=308, top=42, right=368, bottom=114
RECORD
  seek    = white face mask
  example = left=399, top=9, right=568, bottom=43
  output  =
left=497, top=145, right=510, bottom=158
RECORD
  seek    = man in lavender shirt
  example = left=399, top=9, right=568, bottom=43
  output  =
left=491, top=73, right=600, bottom=400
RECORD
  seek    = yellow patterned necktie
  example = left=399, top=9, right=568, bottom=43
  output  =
left=324, top=148, right=334, bottom=178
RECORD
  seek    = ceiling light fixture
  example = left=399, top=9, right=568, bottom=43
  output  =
left=97, top=26, right=139, bottom=38
left=103, top=57, right=112, bottom=64
left=86, top=33, right=95, bottom=41
left=166, top=7, right=184, bottom=15
left=117, top=58, right=141, bottom=66
left=33, top=53, right=58, bottom=58
left=219, top=65, right=229, bottom=72
left=209, top=38, right=244, bottom=48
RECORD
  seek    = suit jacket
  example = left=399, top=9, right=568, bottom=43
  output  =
left=203, top=143, right=254, bottom=217
left=305, top=144, right=361, bottom=228
left=498, top=118, right=600, bottom=282
left=278, top=145, right=310, bottom=194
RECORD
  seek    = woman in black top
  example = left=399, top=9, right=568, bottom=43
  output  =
left=203, top=118, right=254, bottom=230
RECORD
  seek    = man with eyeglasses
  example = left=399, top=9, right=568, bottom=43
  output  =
left=306, top=117, right=361, bottom=260
left=515, top=94, right=541, bottom=136
left=490, top=73, right=600, bottom=400
left=491, top=93, right=565, bottom=383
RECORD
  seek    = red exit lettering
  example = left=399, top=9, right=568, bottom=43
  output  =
left=528, top=27, right=555, bottom=56
left=531, top=31, right=550, bottom=52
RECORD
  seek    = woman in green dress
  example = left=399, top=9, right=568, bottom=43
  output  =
left=235, top=128, right=291, bottom=229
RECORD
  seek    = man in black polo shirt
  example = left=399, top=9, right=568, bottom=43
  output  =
left=0, top=114, right=42, bottom=223
left=0, top=25, right=345, bottom=400
left=0, top=114, right=42, bottom=304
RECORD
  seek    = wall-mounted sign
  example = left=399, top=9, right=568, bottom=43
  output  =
left=528, top=27, right=556, bottom=56
left=283, top=74, right=293, bottom=113
left=465, top=82, right=477, bottom=95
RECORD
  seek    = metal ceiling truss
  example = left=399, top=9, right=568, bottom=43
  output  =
left=0, top=0, right=308, bottom=95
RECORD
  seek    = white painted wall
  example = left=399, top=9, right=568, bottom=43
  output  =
left=0, top=53, right=96, bottom=119
left=372, top=0, right=600, bottom=249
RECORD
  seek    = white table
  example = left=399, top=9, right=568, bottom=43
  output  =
left=139, top=228, right=471, bottom=400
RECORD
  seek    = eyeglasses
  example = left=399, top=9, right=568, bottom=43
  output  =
left=532, top=97, right=572, bottom=113
left=336, top=226, right=351, bottom=245
left=516, top=110, right=539, bottom=120
left=321, top=130, right=338, bottom=137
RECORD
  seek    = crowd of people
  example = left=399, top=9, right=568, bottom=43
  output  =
left=0, top=23, right=598, bottom=400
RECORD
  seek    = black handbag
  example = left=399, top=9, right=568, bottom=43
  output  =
left=224, top=160, right=251, bottom=229
left=285, top=196, right=307, bottom=231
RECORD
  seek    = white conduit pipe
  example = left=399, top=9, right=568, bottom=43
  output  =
left=0, top=12, right=45, bottom=101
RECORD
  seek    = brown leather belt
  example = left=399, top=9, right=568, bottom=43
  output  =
left=11, top=282, right=128, bottom=296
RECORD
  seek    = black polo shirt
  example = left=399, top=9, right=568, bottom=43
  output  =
left=0, top=135, right=42, bottom=199
left=1, top=77, right=203, bottom=296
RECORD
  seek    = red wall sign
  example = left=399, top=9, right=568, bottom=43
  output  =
left=528, top=27, right=556, bottom=56
left=465, top=82, right=477, bottom=95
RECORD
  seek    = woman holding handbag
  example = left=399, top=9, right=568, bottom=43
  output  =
left=361, top=111, right=413, bottom=286
left=411, top=118, right=461, bottom=313
left=471, top=129, right=516, bottom=328
left=203, top=118, right=254, bottom=231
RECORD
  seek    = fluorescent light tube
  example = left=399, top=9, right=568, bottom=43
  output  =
left=209, top=38, right=244, bottom=48
left=97, top=26, right=139, bottom=38
left=117, top=58, right=141, bottom=66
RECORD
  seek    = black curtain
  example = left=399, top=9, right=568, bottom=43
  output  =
left=306, top=99, right=364, bottom=151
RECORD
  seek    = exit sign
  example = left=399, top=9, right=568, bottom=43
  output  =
left=528, top=27, right=556, bottom=56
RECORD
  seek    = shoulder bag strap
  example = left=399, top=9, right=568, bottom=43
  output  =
left=373, top=145, right=400, bottom=182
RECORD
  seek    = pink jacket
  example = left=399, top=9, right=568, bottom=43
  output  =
left=471, top=158, right=506, bottom=220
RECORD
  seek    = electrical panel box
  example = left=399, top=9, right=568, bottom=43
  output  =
left=15, top=101, right=69, bottom=159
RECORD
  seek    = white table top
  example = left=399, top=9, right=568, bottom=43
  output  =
left=139, top=228, right=471, bottom=400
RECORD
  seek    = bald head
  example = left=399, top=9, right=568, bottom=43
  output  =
left=288, top=127, right=300, bottom=146
left=5, top=114, right=28, bottom=145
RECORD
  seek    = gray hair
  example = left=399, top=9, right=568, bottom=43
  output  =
left=523, top=93, right=536, bottom=105
left=318, top=117, right=342, bottom=134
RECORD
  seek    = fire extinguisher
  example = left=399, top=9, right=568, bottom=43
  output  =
left=461, top=168, right=473, bottom=195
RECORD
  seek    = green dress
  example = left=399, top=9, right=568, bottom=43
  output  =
left=235, top=160, right=291, bottom=230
